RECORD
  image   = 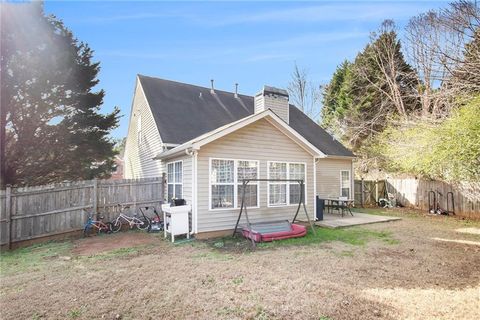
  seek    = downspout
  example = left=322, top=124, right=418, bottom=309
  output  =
left=314, top=158, right=319, bottom=221
left=185, top=148, right=197, bottom=235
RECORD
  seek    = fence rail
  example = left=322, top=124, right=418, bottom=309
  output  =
left=354, top=178, right=480, bottom=218
left=0, top=177, right=164, bottom=248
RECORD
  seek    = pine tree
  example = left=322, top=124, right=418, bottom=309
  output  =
left=321, top=60, right=353, bottom=136
left=1, top=2, right=120, bottom=186
left=321, top=22, right=421, bottom=151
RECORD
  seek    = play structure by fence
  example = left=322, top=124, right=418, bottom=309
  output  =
left=0, top=177, right=164, bottom=248
left=354, top=178, right=479, bottom=218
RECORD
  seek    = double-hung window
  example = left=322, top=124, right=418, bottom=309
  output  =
left=268, top=162, right=306, bottom=206
left=340, top=170, right=351, bottom=199
left=210, top=159, right=259, bottom=210
left=268, top=162, right=287, bottom=206
left=289, top=163, right=306, bottom=204
left=210, top=159, right=235, bottom=209
left=167, top=161, right=182, bottom=202
left=237, top=160, right=259, bottom=208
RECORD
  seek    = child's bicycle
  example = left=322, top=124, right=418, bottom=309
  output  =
left=110, top=204, right=151, bottom=232
left=83, top=210, right=113, bottom=237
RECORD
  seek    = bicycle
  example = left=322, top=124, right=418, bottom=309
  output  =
left=110, top=204, right=151, bottom=232
left=83, top=210, right=113, bottom=237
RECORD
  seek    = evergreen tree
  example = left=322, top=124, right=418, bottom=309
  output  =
left=321, top=60, right=353, bottom=136
left=1, top=2, right=120, bottom=186
left=321, top=22, right=420, bottom=151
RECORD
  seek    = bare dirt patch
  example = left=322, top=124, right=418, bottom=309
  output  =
left=1, top=209, right=479, bottom=320
left=71, top=232, right=159, bottom=256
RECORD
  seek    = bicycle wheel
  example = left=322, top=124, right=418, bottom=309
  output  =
left=83, top=224, right=95, bottom=237
left=111, top=218, right=123, bottom=233
left=98, top=222, right=112, bottom=234
left=135, top=217, right=151, bottom=231
left=105, top=222, right=114, bottom=233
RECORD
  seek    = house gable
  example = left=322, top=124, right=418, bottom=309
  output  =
left=195, top=118, right=315, bottom=232
left=155, top=110, right=324, bottom=160
left=124, top=79, right=164, bottom=178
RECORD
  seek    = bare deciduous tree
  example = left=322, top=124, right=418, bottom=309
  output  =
left=287, top=63, right=322, bottom=121
left=405, top=0, right=480, bottom=116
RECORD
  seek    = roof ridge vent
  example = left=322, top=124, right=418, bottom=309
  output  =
left=210, top=79, right=215, bottom=94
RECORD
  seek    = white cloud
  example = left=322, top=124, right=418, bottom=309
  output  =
left=71, top=1, right=440, bottom=26
left=94, top=30, right=368, bottom=63
left=206, top=2, right=439, bottom=26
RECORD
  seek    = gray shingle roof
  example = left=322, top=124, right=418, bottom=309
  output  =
left=138, top=75, right=354, bottom=157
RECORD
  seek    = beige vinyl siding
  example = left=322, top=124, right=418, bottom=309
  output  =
left=196, top=118, right=314, bottom=233
left=316, top=158, right=354, bottom=199
left=124, top=79, right=163, bottom=178
left=162, top=154, right=193, bottom=206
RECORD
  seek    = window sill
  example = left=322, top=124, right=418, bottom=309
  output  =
left=208, top=205, right=260, bottom=212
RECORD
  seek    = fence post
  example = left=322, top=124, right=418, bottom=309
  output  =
left=92, top=179, right=98, bottom=220
left=161, top=173, right=166, bottom=203
left=5, top=185, right=11, bottom=249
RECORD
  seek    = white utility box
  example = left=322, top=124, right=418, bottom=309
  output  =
left=161, top=204, right=191, bottom=242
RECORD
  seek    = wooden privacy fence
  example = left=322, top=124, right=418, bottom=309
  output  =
left=354, top=180, right=387, bottom=207
left=354, top=178, right=480, bottom=218
left=0, top=177, right=164, bottom=248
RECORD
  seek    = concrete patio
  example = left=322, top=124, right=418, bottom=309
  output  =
left=315, top=212, right=401, bottom=229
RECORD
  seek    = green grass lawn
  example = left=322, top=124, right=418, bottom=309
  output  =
left=258, top=226, right=398, bottom=248
left=0, top=240, right=155, bottom=276
left=0, top=241, right=73, bottom=276
left=1, top=218, right=401, bottom=276
left=207, top=225, right=399, bottom=251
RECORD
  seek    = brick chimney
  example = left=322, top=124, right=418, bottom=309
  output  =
left=254, top=85, right=289, bottom=123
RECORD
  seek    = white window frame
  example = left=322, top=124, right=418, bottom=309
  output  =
left=267, top=161, right=307, bottom=208
left=236, top=160, right=260, bottom=210
left=340, top=170, right=351, bottom=199
left=209, top=158, right=260, bottom=211
left=167, top=160, right=183, bottom=202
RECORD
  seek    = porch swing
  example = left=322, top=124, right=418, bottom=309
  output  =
left=232, top=179, right=316, bottom=246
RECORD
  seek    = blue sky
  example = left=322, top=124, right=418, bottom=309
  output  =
left=44, top=0, right=448, bottom=139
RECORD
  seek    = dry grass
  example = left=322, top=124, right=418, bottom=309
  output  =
left=1, top=208, right=479, bottom=320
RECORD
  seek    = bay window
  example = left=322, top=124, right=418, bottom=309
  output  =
left=167, top=161, right=182, bottom=202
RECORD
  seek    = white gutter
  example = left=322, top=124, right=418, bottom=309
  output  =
left=317, top=155, right=356, bottom=160
left=153, top=143, right=196, bottom=160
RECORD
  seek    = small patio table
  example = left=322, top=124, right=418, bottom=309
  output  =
left=323, top=197, right=354, bottom=217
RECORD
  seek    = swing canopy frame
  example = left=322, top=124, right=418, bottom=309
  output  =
left=232, top=178, right=316, bottom=246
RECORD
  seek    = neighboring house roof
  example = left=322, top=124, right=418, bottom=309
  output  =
left=138, top=74, right=354, bottom=157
